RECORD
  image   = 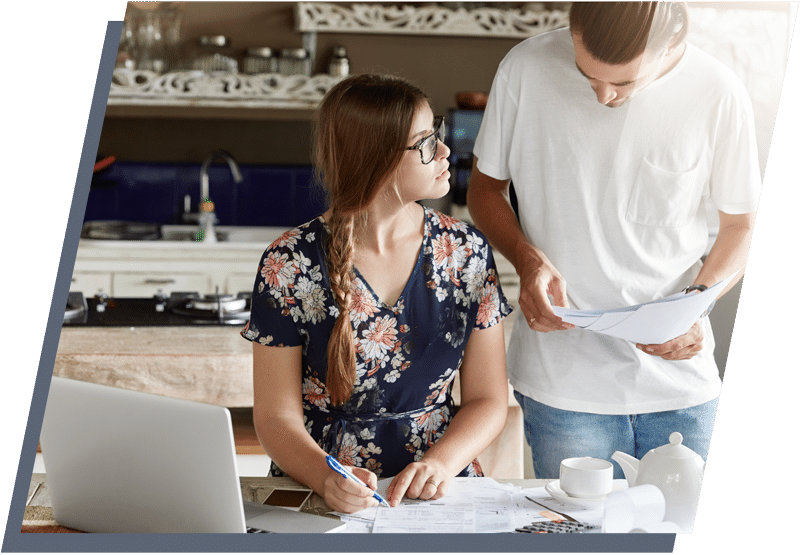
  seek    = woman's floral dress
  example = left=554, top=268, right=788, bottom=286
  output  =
left=241, top=207, right=512, bottom=478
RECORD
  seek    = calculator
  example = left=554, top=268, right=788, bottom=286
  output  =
left=515, top=520, right=598, bottom=533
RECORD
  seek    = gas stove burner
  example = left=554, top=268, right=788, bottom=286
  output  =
left=187, top=294, right=247, bottom=313
left=64, top=292, right=88, bottom=324
left=60, top=292, right=253, bottom=327
left=167, top=292, right=250, bottom=324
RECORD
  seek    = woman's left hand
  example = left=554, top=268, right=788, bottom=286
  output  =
left=385, top=462, right=450, bottom=507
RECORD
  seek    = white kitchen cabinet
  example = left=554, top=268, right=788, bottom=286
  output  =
left=112, top=272, right=211, bottom=298
left=71, top=236, right=279, bottom=297
left=70, top=272, right=112, bottom=297
left=225, top=272, right=258, bottom=296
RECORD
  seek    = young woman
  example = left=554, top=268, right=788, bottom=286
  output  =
left=241, top=74, right=511, bottom=514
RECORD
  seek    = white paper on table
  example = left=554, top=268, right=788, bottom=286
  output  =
left=552, top=272, right=736, bottom=344
left=372, top=504, right=477, bottom=533
left=333, top=477, right=536, bottom=533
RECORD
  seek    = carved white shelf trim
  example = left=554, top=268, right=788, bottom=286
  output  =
left=295, top=2, right=569, bottom=38
left=107, top=69, right=344, bottom=109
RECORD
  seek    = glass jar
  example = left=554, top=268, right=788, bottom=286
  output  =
left=278, top=48, right=310, bottom=76
left=327, top=46, right=350, bottom=77
left=133, top=8, right=167, bottom=72
left=243, top=47, right=277, bottom=75
left=123, top=2, right=183, bottom=73
left=191, top=35, right=238, bottom=74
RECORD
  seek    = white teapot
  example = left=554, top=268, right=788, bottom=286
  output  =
left=611, top=432, right=705, bottom=532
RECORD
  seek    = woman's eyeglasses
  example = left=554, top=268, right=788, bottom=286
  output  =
left=406, top=116, right=445, bottom=165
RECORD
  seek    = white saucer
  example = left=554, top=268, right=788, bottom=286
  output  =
left=544, top=479, right=628, bottom=508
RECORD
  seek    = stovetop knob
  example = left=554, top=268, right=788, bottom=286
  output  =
left=95, top=290, right=109, bottom=312
left=154, top=289, right=168, bottom=312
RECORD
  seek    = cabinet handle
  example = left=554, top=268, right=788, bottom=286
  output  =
left=143, top=279, right=177, bottom=285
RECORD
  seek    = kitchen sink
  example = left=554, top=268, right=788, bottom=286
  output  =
left=81, top=221, right=288, bottom=245
left=159, top=226, right=228, bottom=242
left=160, top=225, right=288, bottom=244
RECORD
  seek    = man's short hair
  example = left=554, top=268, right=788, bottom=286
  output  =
left=569, top=2, right=689, bottom=65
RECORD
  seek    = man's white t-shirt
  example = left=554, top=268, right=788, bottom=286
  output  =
left=474, top=28, right=761, bottom=414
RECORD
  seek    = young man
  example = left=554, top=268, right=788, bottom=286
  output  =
left=468, top=2, right=760, bottom=479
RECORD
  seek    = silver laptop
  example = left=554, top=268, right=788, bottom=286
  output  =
left=39, top=376, right=346, bottom=533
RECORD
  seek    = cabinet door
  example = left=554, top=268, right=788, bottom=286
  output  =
left=113, top=272, right=211, bottom=297
left=225, top=272, right=257, bottom=296
left=70, top=272, right=112, bottom=297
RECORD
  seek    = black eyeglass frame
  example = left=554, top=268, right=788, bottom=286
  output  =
left=405, top=116, right=445, bottom=165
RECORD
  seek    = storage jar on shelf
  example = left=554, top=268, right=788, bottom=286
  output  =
left=191, top=35, right=238, bottom=73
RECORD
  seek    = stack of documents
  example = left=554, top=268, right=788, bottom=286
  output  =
left=552, top=274, right=735, bottom=344
left=331, top=478, right=604, bottom=533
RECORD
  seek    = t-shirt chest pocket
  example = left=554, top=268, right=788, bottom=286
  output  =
left=625, top=158, right=705, bottom=228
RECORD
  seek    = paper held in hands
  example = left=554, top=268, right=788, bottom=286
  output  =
left=552, top=273, right=737, bottom=345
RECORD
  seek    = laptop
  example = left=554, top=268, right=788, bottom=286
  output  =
left=38, top=376, right=346, bottom=533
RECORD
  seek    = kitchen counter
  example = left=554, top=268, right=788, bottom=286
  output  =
left=53, top=322, right=522, bottom=408
left=53, top=326, right=254, bottom=407
left=53, top=312, right=525, bottom=478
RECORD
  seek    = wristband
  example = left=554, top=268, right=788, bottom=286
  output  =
left=684, top=284, right=707, bottom=294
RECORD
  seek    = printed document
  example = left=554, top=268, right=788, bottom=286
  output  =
left=330, top=478, right=604, bottom=533
left=552, top=273, right=737, bottom=344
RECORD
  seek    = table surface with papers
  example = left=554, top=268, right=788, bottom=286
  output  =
left=312, top=477, right=603, bottom=534
left=242, top=475, right=605, bottom=534
left=26, top=474, right=605, bottom=534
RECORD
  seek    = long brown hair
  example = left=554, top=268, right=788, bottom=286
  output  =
left=569, top=2, right=689, bottom=65
left=313, top=74, right=429, bottom=405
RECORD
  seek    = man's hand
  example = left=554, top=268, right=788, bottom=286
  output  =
left=636, top=320, right=704, bottom=360
left=515, top=241, right=574, bottom=333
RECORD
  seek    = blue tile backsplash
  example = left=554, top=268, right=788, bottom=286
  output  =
left=86, top=161, right=327, bottom=227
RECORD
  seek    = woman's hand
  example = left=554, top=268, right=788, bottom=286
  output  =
left=385, top=461, right=450, bottom=507
left=321, top=465, right=381, bottom=514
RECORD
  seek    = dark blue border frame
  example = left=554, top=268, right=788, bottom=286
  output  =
left=2, top=19, right=674, bottom=554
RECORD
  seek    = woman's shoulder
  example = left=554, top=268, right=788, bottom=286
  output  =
left=425, top=207, right=490, bottom=243
left=262, top=216, right=326, bottom=256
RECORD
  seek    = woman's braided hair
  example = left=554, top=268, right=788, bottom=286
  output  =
left=312, top=74, right=429, bottom=405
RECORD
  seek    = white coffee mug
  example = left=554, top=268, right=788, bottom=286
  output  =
left=602, top=484, right=667, bottom=533
left=559, top=457, right=614, bottom=499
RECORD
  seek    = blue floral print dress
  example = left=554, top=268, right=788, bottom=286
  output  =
left=241, top=207, right=512, bottom=478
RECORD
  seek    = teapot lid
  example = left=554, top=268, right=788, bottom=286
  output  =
left=653, top=432, right=700, bottom=459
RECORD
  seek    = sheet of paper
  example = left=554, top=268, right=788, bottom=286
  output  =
left=553, top=272, right=736, bottom=344
left=372, top=504, right=476, bottom=533
left=331, top=478, right=605, bottom=533
left=583, top=311, right=634, bottom=332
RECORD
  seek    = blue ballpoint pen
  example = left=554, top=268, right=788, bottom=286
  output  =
left=326, top=455, right=390, bottom=507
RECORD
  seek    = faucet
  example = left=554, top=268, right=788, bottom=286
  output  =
left=190, top=150, right=243, bottom=243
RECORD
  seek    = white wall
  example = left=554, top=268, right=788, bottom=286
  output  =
left=688, top=3, right=792, bottom=376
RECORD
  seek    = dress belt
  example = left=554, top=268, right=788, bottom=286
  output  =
left=321, top=400, right=448, bottom=459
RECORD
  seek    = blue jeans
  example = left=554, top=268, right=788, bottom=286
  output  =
left=514, top=392, right=719, bottom=479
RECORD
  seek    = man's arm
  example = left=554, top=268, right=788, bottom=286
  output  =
left=466, top=158, right=572, bottom=332
left=637, top=210, right=755, bottom=360
left=693, top=210, right=755, bottom=296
